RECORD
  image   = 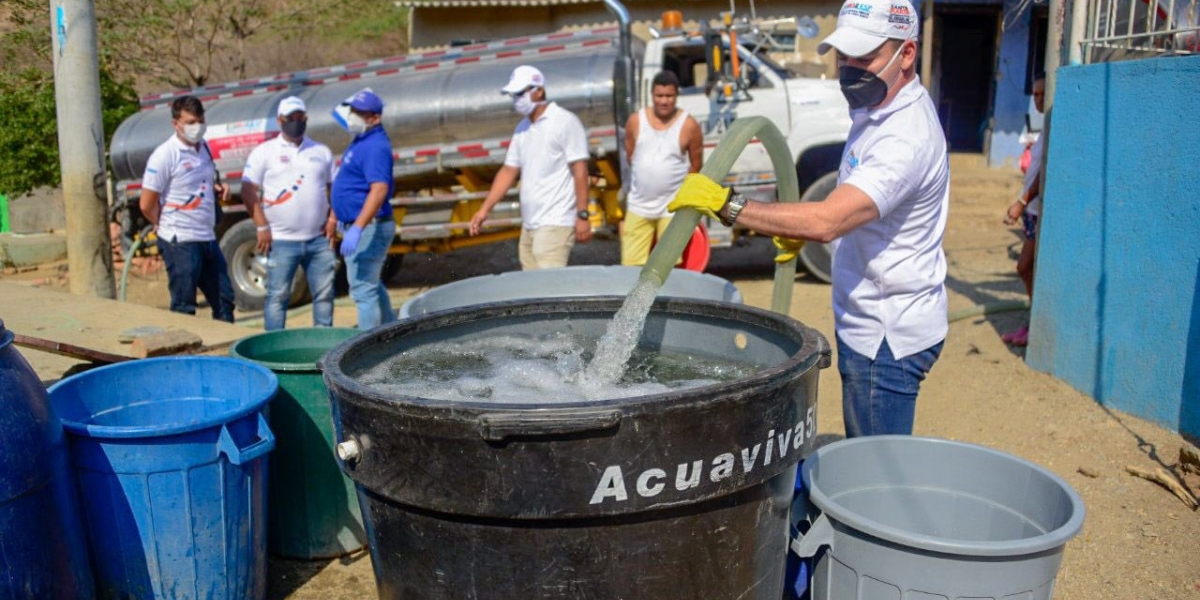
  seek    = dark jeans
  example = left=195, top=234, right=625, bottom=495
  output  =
left=838, top=337, right=944, bottom=438
left=158, top=237, right=235, bottom=322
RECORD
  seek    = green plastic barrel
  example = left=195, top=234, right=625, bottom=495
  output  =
left=230, top=327, right=366, bottom=559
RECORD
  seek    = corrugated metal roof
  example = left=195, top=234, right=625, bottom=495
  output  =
left=398, top=0, right=599, bottom=7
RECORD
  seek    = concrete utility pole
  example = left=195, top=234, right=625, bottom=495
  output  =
left=50, top=0, right=115, bottom=298
left=920, top=0, right=935, bottom=99
left=1043, top=0, right=1066, bottom=111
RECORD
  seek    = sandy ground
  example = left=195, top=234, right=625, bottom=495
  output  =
left=5, top=154, right=1198, bottom=599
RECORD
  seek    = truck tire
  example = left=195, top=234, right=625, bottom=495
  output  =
left=334, top=253, right=404, bottom=296
left=219, top=219, right=310, bottom=312
left=798, top=172, right=837, bottom=284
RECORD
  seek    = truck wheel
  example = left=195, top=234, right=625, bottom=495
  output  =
left=382, top=253, right=404, bottom=282
left=797, top=172, right=838, bottom=284
left=219, top=219, right=310, bottom=312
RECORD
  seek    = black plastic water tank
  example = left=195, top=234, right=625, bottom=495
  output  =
left=322, top=298, right=830, bottom=599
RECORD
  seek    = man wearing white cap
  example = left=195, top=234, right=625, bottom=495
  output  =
left=667, top=0, right=949, bottom=438
left=241, top=96, right=338, bottom=330
left=468, top=65, right=592, bottom=270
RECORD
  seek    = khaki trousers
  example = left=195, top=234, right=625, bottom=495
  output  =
left=518, top=225, right=575, bottom=270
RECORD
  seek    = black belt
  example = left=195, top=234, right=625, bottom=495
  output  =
left=342, top=215, right=392, bottom=227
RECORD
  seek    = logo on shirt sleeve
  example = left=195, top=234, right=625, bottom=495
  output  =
left=847, top=150, right=860, bottom=170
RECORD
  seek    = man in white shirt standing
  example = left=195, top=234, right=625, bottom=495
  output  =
left=668, top=0, right=949, bottom=438
left=241, top=96, right=338, bottom=331
left=620, top=71, right=703, bottom=266
left=139, top=95, right=236, bottom=322
left=468, top=65, right=592, bottom=269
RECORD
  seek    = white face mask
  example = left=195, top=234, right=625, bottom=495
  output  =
left=180, top=122, right=206, bottom=144
left=512, top=94, right=539, bottom=117
left=346, top=113, right=368, bottom=135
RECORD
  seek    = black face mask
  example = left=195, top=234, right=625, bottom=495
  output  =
left=281, top=119, right=306, bottom=139
left=839, top=66, right=889, bottom=110
left=838, top=45, right=904, bottom=110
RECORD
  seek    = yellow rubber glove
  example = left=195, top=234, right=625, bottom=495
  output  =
left=667, top=174, right=732, bottom=220
left=773, top=236, right=803, bottom=264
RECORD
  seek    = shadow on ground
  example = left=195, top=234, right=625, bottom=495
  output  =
left=268, top=550, right=372, bottom=600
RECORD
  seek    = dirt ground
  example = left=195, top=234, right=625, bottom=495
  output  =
left=5, top=154, right=1198, bottom=599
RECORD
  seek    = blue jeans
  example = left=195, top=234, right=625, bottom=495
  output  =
left=264, top=236, right=338, bottom=331
left=158, top=237, right=235, bottom=322
left=342, top=219, right=396, bottom=330
left=838, top=336, right=944, bottom=438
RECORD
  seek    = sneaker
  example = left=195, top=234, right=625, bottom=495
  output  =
left=1002, top=325, right=1029, bottom=345
left=1011, top=327, right=1029, bottom=347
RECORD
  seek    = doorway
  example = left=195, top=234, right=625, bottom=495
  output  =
left=934, top=7, right=999, bottom=152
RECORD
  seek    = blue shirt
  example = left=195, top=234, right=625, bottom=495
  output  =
left=331, top=126, right=394, bottom=223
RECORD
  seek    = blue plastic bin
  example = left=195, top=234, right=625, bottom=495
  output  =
left=48, top=357, right=278, bottom=600
left=0, top=320, right=95, bottom=598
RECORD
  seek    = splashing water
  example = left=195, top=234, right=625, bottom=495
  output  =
left=357, top=274, right=740, bottom=403
left=580, top=277, right=660, bottom=389
left=357, top=329, right=756, bottom=403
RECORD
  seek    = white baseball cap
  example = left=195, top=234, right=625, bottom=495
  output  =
left=277, top=96, right=307, bottom=117
left=500, top=65, right=546, bottom=95
left=818, top=0, right=919, bottom=57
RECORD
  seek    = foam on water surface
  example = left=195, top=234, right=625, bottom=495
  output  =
left=357, top=330, right=757, bottom=403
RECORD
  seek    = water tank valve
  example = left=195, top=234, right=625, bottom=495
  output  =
left=336, top=438, right=362, bottom=463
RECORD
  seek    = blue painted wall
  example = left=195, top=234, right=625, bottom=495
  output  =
left=986, top=0, right=1032, bottom=167
left=1027, top=55, right=1200, bottom=441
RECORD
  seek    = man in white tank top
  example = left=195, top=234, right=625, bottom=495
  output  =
left=620, top=71, right=703, bottom=266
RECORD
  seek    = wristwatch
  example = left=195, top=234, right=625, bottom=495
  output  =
left=576, top=209, right=591, bottom=220
left=720, top=192, right=748, bottom=227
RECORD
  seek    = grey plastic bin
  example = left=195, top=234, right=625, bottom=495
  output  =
left=792, top=436, right=1085, bottom=600
left=400, top=265, right=742, bottom=318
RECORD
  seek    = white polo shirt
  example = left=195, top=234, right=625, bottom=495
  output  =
left=241, top=135, right=335, bottom=241
left=142, top=135, right=218, bottom=242
left=831, top=76, right=950, bottom=360
left=503, top=102, right=589, bottom=229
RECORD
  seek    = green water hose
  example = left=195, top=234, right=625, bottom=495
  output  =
left=640, top=116, right=801, bottom=316
left=947, top=298, right=1029, bottom=323
left=119, top=225, right=155, bottom=302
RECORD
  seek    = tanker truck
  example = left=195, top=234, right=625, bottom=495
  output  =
left=109, top=0, right=850, bottom=310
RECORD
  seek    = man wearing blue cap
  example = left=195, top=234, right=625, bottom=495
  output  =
left=330, top=88, right=396, bottom=330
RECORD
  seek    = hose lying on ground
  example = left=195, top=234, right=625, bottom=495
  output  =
left=947, top=298, right=1030, bottom=324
